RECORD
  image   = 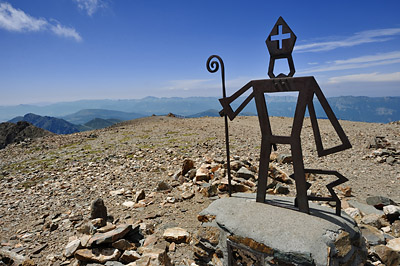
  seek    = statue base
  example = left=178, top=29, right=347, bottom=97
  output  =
left=199, top=193, right=367, bottom=266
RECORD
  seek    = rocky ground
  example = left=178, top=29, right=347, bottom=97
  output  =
left=0, top=116, right=399, bottom=265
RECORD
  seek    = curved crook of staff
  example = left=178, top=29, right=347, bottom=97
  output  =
left=206, top=55, right=232, bottom=197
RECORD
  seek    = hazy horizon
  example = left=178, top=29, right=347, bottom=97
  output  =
left=2, top=93, right=400, bottom=107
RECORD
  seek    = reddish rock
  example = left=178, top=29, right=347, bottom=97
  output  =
left=195, top=167, right=210, bottom=182
left=112, top=239, right=136, bottom=251
left=168, top=242, right=176, bottom=252
left=372, top=245, right=400, bottom=266
left=268, top=164, right=291, bottom=183
left=137, top=247, right=172, bottom=266
left=97, top=223, right=117, bottom=233
left=163, top=227, right=190, bottom=243
left=74, top=248, right=121, bottom=263
left=143, top=235, right=158, bottom=247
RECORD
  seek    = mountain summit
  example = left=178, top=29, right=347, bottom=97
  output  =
left=9, top=113, right=81, bottom=134
left=0, top=121, right=53, bottom=149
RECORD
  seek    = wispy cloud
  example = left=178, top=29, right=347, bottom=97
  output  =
left=328, top=72, right=400, bottom=84
left=165, top=79, right=215, bottom=91
left=163, top=76, right=267, bottom=97
left=0, top=2, right=82, bottom=41
left=73, top=0, right=106, bottom=16
left=298, top=51, right=400, bottom=74
left=50, top=23, right=82, bottom=42
left=295, top=28, right=400, bottom=53
left=334, top=51, right=400, bottom=65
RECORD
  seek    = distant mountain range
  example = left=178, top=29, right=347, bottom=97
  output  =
left=80, top=118, right=123, bottom=131
left=8, top=113, right=129, bottom=134
left=60, top=109, right=144, bottom=125
left=2, top=96, right=399, bottom=133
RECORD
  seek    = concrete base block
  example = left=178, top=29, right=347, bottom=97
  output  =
left=199, top=193, right=367, bottom=266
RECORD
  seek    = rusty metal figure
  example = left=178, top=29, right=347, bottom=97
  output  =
left=207, top=17, right=352, bottom=215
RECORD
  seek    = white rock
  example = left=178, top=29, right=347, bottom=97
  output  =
left=110, top=188, right=125, bottom=196
left=383, top=205, right=400, bottom=215
left=122, top=201, right=135, bottom=208
left=163, top=227, right=190, bottom=243
left=166, top=197, right=176, bottom=203
left=64, top=239, right=81, bottom=257
left=344, top=207, right=361, bottom=219
left=387, top=238, right=400, bottom=252
left=381, top=226, right=391, bottom=233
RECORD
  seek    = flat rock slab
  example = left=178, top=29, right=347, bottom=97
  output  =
left=89, top=224, right=132, bottom=246
left=200, top=193, right=366, bottom=266
left=347, top=199, right=384, bottom=215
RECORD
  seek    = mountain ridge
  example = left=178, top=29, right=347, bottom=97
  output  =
left=9, top=113, right=81, bottom=135
left=1, top=96, right=399, bottom=124
left=61, top=109, right=144, bottom=124
left=0, top=121, right=53, bottom=149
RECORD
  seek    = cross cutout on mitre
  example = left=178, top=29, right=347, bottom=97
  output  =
left=266, top=17, right=296, bottom=78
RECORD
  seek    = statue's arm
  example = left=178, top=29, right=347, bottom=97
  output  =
left=308, top=78, right=352, bottom=156
left=219, top=81, right=254, bottom=120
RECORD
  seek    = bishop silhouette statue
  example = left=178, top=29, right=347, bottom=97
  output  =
left=207, top=17, right=352, bottom=215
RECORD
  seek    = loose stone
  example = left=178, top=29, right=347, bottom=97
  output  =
left=163, top=227, right=190, bottom=243
left=236, top=167, right=255, bottom=180
left=156, top=181, right=172, bottom=191
left=74, top=248, right=121, bottom=264
left=64, top=239, right=81, bottom=258
left=119, top=250, right=141, bottom=263
left=90, top=198, right=108, bottom=225
left=371, top=245, right=400, bottom=266
left=89, top=224, right=132, bottom=246
left=134, top=189, right=145, bottom=203
left=387, top=238, right=400, bottom=252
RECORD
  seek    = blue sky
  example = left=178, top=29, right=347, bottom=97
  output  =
left=0, top=0, right=399, bottom=105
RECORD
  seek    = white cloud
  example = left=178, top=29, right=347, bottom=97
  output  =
left=73, top=0, right=106, bottom=16
left=295, top=28, right=400, bottom=53
left=328, top=72, right=400, bottom=84
left=164, top=76, right=261, bottom=95
left=0, top=2, right=47, bottom=31
left=50, top=23, right=82, bottom=42
left=165, top=79, right=215, bottom=91
left=334, top=51, right=400, bottom=65
left=0, top=2, right=81, bottom=41
left=298, top=51, right=400, bottom=74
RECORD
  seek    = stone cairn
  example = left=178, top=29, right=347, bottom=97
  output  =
left=364, top=136, right=399, bottom=165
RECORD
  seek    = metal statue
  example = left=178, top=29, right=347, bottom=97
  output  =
left=207, top=17, right=352, bottom=216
